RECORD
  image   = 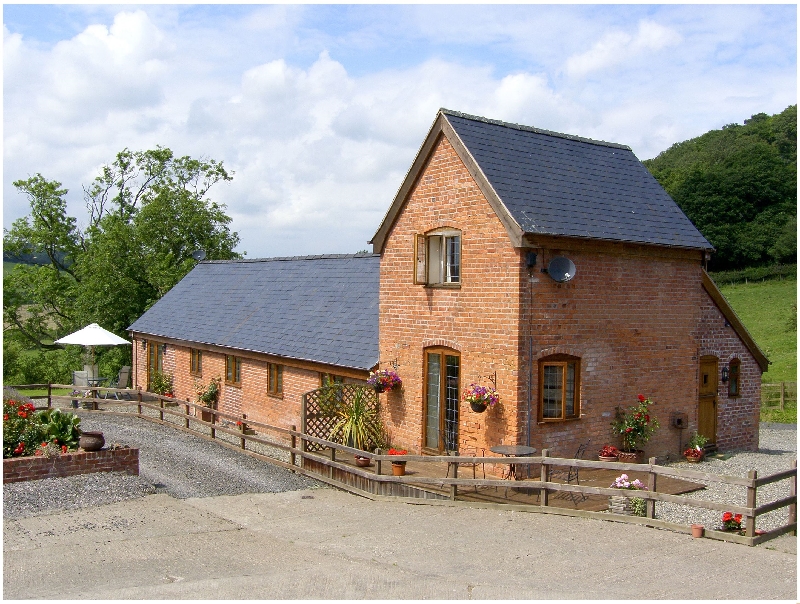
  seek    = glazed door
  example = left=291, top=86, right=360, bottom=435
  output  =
left=698, top=356, right=717, bottom=445
left=423, top=349, right=460, bottom=453
left=147, top=342, right=163, bottom=391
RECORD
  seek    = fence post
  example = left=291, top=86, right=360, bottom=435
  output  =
left=211, top=409, right=216, bottom=439
left=329, top=444, right=335, bottom=479
left=290, top=425, right=297, bottom=468
left=647, top=456, right=658, bottom=519
left=780, top=382, right=785, bottom=411
left=746, top=470, right=758, bottom=537
left=47, top=383, right=52, bottom=408
left=539, top=449, right=549, bottom=507
left=375, top=448, right=382, bottom=476
left=240, top=415, right=246, bottom=450
left=137, top=389, right=142, bottom=416
left=185, top=403, right=190, bottom=429
left=790, top=459, right=797, bottom=536
left=159, top=397, right=164, bottom=422
left=450, top=453, right=459, bottom=501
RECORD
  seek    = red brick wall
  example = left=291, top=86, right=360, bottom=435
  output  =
left=132, top=337, right=367, bottom=431
left=698, top=292, right=762, bottom=451
left=3, top=448, right=139, bottom=484
left=378, top=135, right=523, bottom=455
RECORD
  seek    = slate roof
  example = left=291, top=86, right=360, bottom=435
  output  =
left=439, top=109, right=712, bottom=250
left=128, top=254, right=379, bottom=371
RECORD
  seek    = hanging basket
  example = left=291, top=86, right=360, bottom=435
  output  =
left=470, top=402, right=488, bottom=413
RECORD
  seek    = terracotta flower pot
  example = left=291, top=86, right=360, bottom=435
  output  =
left=617, top=450, right=645, bottom=464
left=691, top=524, right=704, bottom=538
left=391, top=461, right=406, bottom=476
left=355, top=456, right=371, bottom=467
left=685, top=455, right=703, bottom=463
left=79, top=431, right=105, bottom=451
left=598, top=455, right=618, bottom=462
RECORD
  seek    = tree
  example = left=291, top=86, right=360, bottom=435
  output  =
left=3, top=147, right=240, bottom=383
left=644, top=105, right=796, bottom=271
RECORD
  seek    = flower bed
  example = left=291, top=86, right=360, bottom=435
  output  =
left=3, top=446, right=139, bottom=484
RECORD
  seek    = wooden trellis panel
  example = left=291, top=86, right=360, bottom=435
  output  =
left=301, top=384, right=378, bottom=452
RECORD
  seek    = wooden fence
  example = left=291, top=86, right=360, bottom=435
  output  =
left=9, top=383, right=798, bottom=547
left=762, top=382, right=797, bottom=411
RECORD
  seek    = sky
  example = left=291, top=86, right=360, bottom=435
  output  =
left=3, top=4, right=797, bottom=258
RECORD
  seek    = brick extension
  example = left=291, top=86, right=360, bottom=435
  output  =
left=3, top=447, right=139, bottom=484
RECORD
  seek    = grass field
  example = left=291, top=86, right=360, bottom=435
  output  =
left=718, top=277, right=797, bottom=383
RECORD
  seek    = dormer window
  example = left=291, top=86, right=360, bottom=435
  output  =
left=415, top=229, right=461, bottom=286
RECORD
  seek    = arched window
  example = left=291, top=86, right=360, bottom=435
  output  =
left=538, top=355, right=581, bottom=421
left=728, top=358, right=741, bottom=397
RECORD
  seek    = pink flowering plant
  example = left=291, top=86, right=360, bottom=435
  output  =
left=611, top=473, right=648, bottom=517
left=367, top=369, right=402, bottom=392
left=463, top=383, right=500, bottom=408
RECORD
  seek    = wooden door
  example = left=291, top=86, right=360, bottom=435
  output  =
left=147, top=342, right=163, bottom=391
left=423, top=349, right=460, bottom=453
left=698, top=356, right=717, bottom=445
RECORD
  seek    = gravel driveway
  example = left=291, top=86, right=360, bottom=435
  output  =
left=3, top=412, right=323, bottom=519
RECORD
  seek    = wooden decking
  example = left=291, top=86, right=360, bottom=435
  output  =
left=330, top=453, right=705, bottom=512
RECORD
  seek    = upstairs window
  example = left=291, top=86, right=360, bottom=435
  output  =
left=226, top=355, right=241, bottom=386
left=268, top=363, right=283, bottom=396
left=539, top=355, right=581, bottom=421
left=415, top=229, right=461, bottom=286
left=728, top=358, right=741, bottom=397
left=190, top=349, right=202, bottom=376
left=320, top=373, right=345, bottom=387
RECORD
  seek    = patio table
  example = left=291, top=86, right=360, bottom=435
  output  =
left=490, top=445, right=537, bottom=481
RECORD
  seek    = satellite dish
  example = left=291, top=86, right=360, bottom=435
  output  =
left=191, top=250, right=207, bottom=261
left=546, top=256, right=576, bottom=283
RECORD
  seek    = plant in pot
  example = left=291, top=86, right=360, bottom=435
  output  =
left=611, top=394, right=659, bottom=463
left=720, top=511, right=743, bottom=534
left=328, top=387, right=384, bottom=467
left=367, top=369, right=402, bottom=393
left=609, top=473, right=648, bottom=516
left=388, top=448, right=409, bottom=475
left=598, top=445, right=619, bottom=462
left=196, top=377, right=221, bottom=423
left=40, top=408, right=82, bottom=451
left=683, top=431, right=708, bottom=463
left=463, top=383, right=499, bottom=413
left=150, top=370, right=173, bottom=397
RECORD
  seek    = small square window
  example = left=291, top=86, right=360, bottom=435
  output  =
left=190, top=349, right=202, bottom=376
left=539, top=356, right=580, bottom=421
left=268, top=363, right=283, bottom=396
left=728, top=359, right=741, bottom=397
left=415, top=230, right=461, bottom=286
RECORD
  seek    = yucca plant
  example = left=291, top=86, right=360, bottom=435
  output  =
left=328, top=388, right=384, bottom=453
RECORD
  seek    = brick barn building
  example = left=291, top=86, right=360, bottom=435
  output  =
left=129, top=109, right=768, bottom=459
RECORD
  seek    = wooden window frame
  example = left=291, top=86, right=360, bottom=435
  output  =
left=728, top=358, right=741, bottom=398
left=319, top=373, right=345, bottom=387
left=538, top=355, right=581, bottom=422
left=268, top=363, right=284, bottom=397
left=413, top=229, right=461, bottom=287
left=422, top=347, right=461, bottom=454
left=226, top=355, right=242, bottom=387
left=190, top=349, right=203, bottom=376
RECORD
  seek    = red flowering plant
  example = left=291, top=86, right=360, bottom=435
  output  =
left=388, top=448, right=408, bottom=464
left=611, top=394, right=660, bottom=452
left=3, top=398, right=46, bottom=458
left=598, top=445, right=620, bottom=458
left=721, top=511, right=743, bottom=532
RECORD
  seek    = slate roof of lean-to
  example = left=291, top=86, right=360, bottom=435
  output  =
left=438, top=109, right=713, bottom=250
left=128, top=254, right=379, bottom=371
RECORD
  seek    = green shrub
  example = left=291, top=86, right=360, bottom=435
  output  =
left=39, top=408, right=82, bottom=449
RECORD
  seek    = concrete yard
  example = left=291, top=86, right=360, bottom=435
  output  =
left=4, top=487, right=796, bottom=599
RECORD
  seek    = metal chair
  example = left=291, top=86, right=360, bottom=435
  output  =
left=71, top=371, right=89, bottom=408
left=103, top=366, right=131, bottom=399
left=550, top=440, right=590, bottom=504
left=443, top=434, right=486, bottom=493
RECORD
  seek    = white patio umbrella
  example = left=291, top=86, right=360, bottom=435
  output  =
left=55, top=323, right=131, bottom=373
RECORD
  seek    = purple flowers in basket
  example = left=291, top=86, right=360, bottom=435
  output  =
left=367, top=369, right=402, bottom=392
left=463, top=383, right=500, bottom=408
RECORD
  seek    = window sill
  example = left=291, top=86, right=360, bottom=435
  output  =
left=267, top=392, right=284, bottom=399
left=226, top=382, right=242, bottom=389
left=424, top=283, right=461, bottom=289
left=538, top=416, right=582, bottom=425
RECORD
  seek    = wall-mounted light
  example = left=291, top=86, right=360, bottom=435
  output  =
left=525, top=252, right=537, bottom=268
left=161, top=344, right=167, bottom=354
left=721, top=367, right=729, bottom=383
left=141, top=339, right=147, bottom=349
left=724, top=319, right=731, bottom=327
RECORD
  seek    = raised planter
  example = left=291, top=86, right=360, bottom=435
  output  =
left=616, top=450, right=645, bottom=464
left=3, top=447, right=139, bottom=484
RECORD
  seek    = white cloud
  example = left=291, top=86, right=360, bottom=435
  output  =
left=565, top=20, right=682, bottom=78
left=3, top=6, right=795, bottom=257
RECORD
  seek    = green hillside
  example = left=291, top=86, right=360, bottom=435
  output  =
left=645, top=105, right=796, bottom=271
left=717, top=277, right=796, bottom=383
